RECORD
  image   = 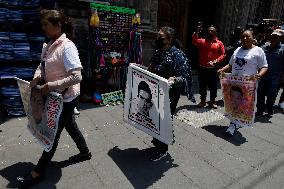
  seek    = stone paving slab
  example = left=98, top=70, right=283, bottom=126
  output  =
left=226, top=150, right=284, bottom=189
left=175, top=106, right=225, bottom=128
left=0, top=86, right=283, bottom=189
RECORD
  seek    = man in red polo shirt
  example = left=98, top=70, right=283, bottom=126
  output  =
left=192, top=25, right=226, bottom=108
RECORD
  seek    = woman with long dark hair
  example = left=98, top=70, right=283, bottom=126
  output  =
left=17, top=10, right=91, bottom=188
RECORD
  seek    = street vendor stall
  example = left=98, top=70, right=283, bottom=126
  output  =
left=88, top=2, right=142, bottom=104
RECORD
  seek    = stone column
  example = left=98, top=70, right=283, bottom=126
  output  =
left=133, top=0, right=158, bottom=66
left=237, top=0, right=252, bottom=27
left=216, top=0, right=242, bottom=44
left=249, top=0, right=260, bottom=24
left=269, top=0, right=284, bottom=20
left=176, top=0, right=190, bottom=49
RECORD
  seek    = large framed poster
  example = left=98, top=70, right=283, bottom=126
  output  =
left=220, top=74, right=258, bottom=127
left=124, top=64, right=173, bottom=144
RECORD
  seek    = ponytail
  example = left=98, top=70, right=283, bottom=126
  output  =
left=61, top=14, right=74, bottom=40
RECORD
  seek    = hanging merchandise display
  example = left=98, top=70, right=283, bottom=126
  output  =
left=90, top=9, right=100, bottom=27
left=129, top=13, right=142, bottom=65
left=89, top=3, right=143, bottom=103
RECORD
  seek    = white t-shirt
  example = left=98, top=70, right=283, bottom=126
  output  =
left=229, top=46, right=268, bottom=76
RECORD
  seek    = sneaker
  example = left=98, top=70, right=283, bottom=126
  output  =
left=74, top=107, right=80, bottom=115
left=208, top=101, right=217, bottom=109
left=225, top=123, right=236, bottom=137
left=149, top=151, right=168, bottom=162
left=267, top=108, right=274, bottom=116
left=197, top=101, right=206, bottom=107
left=235, top=123, right=241, bottom=129
left=278, top=102, right=284, bottom=110
left=255, top=111, right=264, bottom=117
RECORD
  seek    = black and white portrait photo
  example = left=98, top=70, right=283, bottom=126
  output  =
left=124, top=64, right=173, bottom=145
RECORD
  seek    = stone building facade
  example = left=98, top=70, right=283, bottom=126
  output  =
left=56, top=0, right=284, bottom=70
left=115, top=0, right=284, bottom=61
left=114, top=0, right=191, bottom=64
left=216, top=0, right=284, bottom=44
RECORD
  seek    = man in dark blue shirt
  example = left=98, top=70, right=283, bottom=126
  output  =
left=256, top=29, right=284, bottom=116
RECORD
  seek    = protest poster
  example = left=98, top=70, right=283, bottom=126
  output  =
left=220, top=74, right=258, bottom=127
left=124, top=64, right=173, bottom=145
left=101, top=90, right=124, bottom=105
left=17, top=78, right=63, bottom=152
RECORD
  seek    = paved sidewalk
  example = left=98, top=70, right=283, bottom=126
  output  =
left=0, top=85, right=284, bottom=188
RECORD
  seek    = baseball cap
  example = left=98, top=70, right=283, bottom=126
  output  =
left=271, top=29, right=284, bottom=36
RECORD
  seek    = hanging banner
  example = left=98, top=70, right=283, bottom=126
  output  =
left=124, top=64, right=173, bottom=144
left=90, top=3, right=135, bottom=15
left=220, top=74, right=258, bottom=127
left=17, top=78, right=63, bottom=152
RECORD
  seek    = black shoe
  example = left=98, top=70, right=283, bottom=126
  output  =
left=69, top=152, right=92, bottom=162
left=208, top=101, right=218, bottom=109
left=224, top=123, right=236, bottom=137
left=267, top=109, right=274, bottom=116
left=224, top=131, right=234, bottom=138
left=149, top=151, right=168, bottom=162
left=255, top=111, right=264, bottom=117
left=197, top=101, right=206, bottom=107
left=17, top=173, right=43, bottom=189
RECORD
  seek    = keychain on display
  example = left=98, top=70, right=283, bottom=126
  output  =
left=99, top=52, right=105, bottom=67
left=132, top=13, right=141, bottom=28
left=90, top=9, right=100, bottom=27
left=112, top=56, right=118, bottom=65
left=93, top=28, right=102, bottom=49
